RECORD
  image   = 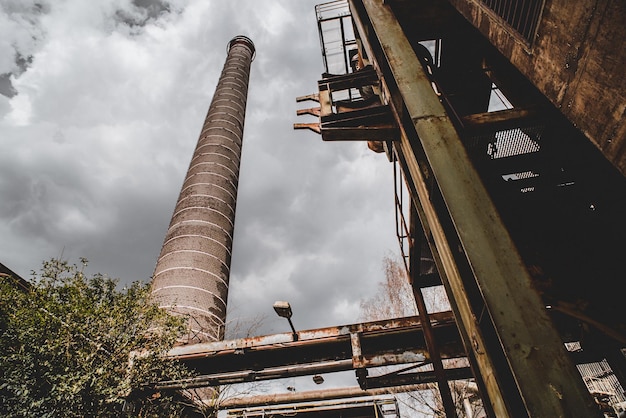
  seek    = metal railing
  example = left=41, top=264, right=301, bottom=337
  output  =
left=316, top=0, right=357, bottom=75
left=479, top=0, right=545, bottom=44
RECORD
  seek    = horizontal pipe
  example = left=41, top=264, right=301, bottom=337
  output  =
left=220, top=385, right=420, bottom=409
left=155, top=360, right=354, bottom=390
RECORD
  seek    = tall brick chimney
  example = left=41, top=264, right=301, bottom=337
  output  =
left=151, top=35, right=255, bottom=343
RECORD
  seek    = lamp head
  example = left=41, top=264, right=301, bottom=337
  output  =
left=273, top=301, right=293, bottom=319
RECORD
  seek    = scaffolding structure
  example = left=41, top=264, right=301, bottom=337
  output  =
left=293, top=0, right=626, bottom=416
left=144, top=1, right=626, bottom=417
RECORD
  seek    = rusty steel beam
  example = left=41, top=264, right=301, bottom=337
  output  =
left=156, top=363, right=472, bottom=392
left=408, top=205, right=458, bottom=417
left=155, top=312, right=466, bottom=390
left=459, top=107, right=540, bottom=132
left=156, top=360, right=354, bottom=390
left=348, top=4, right=508, bottom=415
left=220, top=382, right=482, bottom=409
left=168, top=311, right=456, bottom=356
left=220, top=386, right=407, bottom=409
left=226, top=397, right=398, bottom=418
left=349, top=0, right=602, bottom=416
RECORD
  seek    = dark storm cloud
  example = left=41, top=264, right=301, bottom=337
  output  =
left=0, top=73, right=18, bottom=98
left=115, top=0, right=172, bottom=29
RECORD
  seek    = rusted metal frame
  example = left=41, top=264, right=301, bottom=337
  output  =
left=296, top=107, right=321, bottom=117
left=321, top=125, right=398, bottom=141
left=294, top=94, right=321, bottom=134
left=293, top=123, right=321, bottom=134
left=350, top=329, right=364, bottom=369
left=228, top=398, right=398, bottom=418
left=320, top=103, right=390, bottom=123
left=319, top=104, right=398, bottom=141
left=408, top=202, right=458, bottom=417
left=365, top=367, right=474, bottom=390
left=316, top=3, right=356, bottom=77
left=156, top=314, right=465, bottom=391
left=351, top=0, right=602, bottom=416
left=319, top=89, right=332, bottom=117
left=403, top=157, right=458, bottom=417
left=155, top=360, right=355, bottom=390
left=318, top=67, right=379, bottom=90
left=311, top=68, right=398, bottom=142
left=339, top=10, right=350, bottom=75
left=393, top=157, right=410, bottom=272
left=393, top=143, right=500, bottom=418
left=351, top=328, right=368, bottom=388
left=296, top=93, right=319, bottom=103
left=316, top=11, right=331, bottom=73
left=460, top=107, right=540, bottom=132
left=393, top=142, right=498, bottom=418
left=220, top=384, right=432, bottom=409
left=160, top=358, right=469, bottom=392
left=349, top=1, right=505, bottom=415
left=168, top=312, right=456, bottom=360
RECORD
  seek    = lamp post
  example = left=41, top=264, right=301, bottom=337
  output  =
left=273, top=301, right=298, bottom=341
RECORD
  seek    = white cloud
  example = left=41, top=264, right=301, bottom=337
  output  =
left=0, top=0, right=401, bottom=338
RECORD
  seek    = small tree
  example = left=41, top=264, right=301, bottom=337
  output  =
left=359, top=255, right=418, bottom=321
left=0, top=258, right=196, bottom=417
left=360, top=255, right=484, bottom=418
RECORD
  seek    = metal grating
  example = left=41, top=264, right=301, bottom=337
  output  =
left=468, top=125, right=543, bottom=160
left=480, top=0, right=545, bottom=44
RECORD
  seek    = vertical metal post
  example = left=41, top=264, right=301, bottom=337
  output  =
left=151, top=35, right=255, bottom=343
left=349, top=0, right=601, bottom=415
left=408, top=202, right=458, bottom=418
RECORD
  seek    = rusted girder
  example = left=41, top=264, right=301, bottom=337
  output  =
left=227, top=397, right=399, bottom=418
left=294, top=64, right=398, bottom=142
left=156, top=312, right=465, bottom=390
left=348, top=0, right=602, bottom=416
left=220, top=385, right=430, bottom=409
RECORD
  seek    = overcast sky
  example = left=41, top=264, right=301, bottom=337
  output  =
left=0, top=0, right=401, bottom=346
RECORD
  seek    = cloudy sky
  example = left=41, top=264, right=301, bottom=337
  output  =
left=0, top=0, right=400, bottom=344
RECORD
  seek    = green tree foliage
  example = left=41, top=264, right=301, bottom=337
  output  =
left=0, top=258, right=195, bottom=417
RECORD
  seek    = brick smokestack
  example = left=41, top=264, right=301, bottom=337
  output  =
left=151, top=35, right=255, bottom=343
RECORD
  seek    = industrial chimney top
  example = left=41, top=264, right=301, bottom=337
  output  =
left=228, top=35, right=256, bottom=60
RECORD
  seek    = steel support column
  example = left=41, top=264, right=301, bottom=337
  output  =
left=349, top=0, right=601, bottom=416
left=408, top=202, right=458, bottom=418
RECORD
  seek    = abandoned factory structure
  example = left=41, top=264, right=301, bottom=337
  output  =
left=143, top=1, right=626, bottom=417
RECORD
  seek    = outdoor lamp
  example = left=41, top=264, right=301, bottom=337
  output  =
left=273, top=301, right=298, bottom=341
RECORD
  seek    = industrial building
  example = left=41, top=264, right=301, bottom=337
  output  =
left=145, top=0, right=626, bottom=417
left=294, top=0, right=626, bottom=416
